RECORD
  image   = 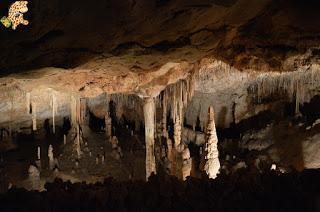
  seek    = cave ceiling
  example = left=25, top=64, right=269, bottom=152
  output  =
left=0, top=0, right=320, bottom=97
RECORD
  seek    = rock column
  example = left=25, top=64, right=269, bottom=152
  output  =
left=143, top=97, right=156, bottom=180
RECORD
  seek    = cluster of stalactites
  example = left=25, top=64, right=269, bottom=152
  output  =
left=25, top=89, right=60, bottom=132
left=156, top=73, right=197, bottom=146
left=109, top=93, right=141, bottom=122
left=248, top=68, right=320, bottom=114
left=26, top=92, right=37, bottom=131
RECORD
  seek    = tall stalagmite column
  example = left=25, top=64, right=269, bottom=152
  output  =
left=143, top=97, right=156, bottom=180
left=202, top=106, right=220, bottom=179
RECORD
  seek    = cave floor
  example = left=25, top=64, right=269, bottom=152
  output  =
left=0, top=125, right=147, bottom=192
left=1, top=114, right=320, bottom=192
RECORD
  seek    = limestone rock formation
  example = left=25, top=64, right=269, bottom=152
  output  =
left=48, top=145, right=55, bottom=170
left=202, top=106, right=220, bottom=179
left=143, top=98, right=157, bottom=180
left=27, top=165, right=41, bottom=191
left=0, top=0, right=320, bottom=194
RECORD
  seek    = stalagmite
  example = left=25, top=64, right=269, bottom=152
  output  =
left=111, top=136, right=118, bottom=148
left=143, top=97, right=156, bottom=180
left=105, top=112, right=112, bottom=140
left=36, top=146, right=41, bottom=169
left=202, top=106, right=220, bottom=179
left=48, top=145, right=55, bottom=170
left=101, top=155, right=105, bottom=164
left=28, top=165, right=41, bottom=191
left=63, top=134, right=67, bottom=145
left=174, top=117, right=182, bottom=147
left=167, top=138, right=173, bottom=161
left=37, top=146, right=40, bottom=160
left=181, top=147, right=192, bottom=181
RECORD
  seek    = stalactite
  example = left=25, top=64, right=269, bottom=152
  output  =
left=110, top=93, right=127, bottom=123
left=70, top=96, right=77, bottom=127
left=9, top=95, right=13, bottom=137
left=146, top=72, right=198, bottom=179
left=76, top=124, right=81, bottom=159
left=202, top=106, right=220, bottom=179
left=248, top=68, right=320, bottom=114
left=77, top=98, right=81, bottom=125
left=71, top=95, right=81, bottom=126
left=143, top=97, right=156, bottom=180
left=173, top=82, right=183, bottom=148
left=162, top=91, right=167, bottom=138
left=51, top=92, right=56, bottom=134
left=26, top=92, right=30, bottom=113
left=32, top=101, right=37, bottom=131
left=70, top=95, right=82, bottom=158
left=158, top=72, right=197, bottom=148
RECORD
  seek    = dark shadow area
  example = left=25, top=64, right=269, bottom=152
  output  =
left=301, top=95, right=320, bottom=125
left=218, top=110, right=276, bottom=140
left=0, top=0, right=319, bottom=74
left=62, top=117, right=71, bottom=135
left=271, top=122, right=305, bottom=171
left=218, top=106, right=228, bottom=128
left=88, top=111, right=105, bottom=132
left=0, top=169, right=319, bottom=211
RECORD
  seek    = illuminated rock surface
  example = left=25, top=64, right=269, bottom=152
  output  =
left=0, top=1, right=320, bottom=210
